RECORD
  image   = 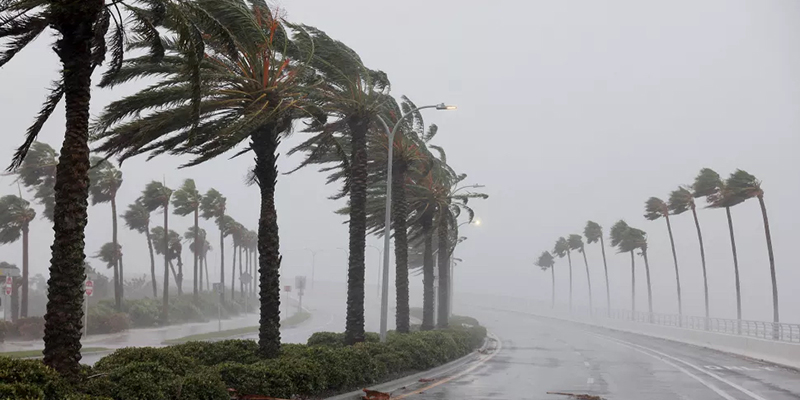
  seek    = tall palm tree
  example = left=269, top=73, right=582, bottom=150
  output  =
left=630, top=227, right=653, bottom=318
left=185, top=227, right=207, bottom=293
left=534, top=251, right=556, bottom=309
left=228, top=221, right=245, bottom=301
left=92, top=1, right=311, bottom=358
left=151, top=227, right=183, bottom=294
left=584, top=221, right=610, bottom=315
left=568, top=234, right=592, bottom=313
left=668, top=186, right=709, bottom=323
left=141, top=181, right=173, bottom=322
left=88, top=157, right=124, bottom=309
left=644, top=197, right=682, bottom=317
left=16, top=142, right=57, bottom=222
left=725, top=170, right=780, bottom=331
left=693, top=168, right=744, bottom=324
left=172, top=179, right=203, bottom=301
left=201, top=189, right=227, bottom=300
left=610, top=220, right=637, bottom=315
left=553, top=237, right=571, bottom=311
left=0, top=195, right=35, bottom=317
left=93, top=242, right=123, bottom=287
left=122, top=200, right=157, bottom=297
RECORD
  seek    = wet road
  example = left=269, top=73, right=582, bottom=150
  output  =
left=397, top=308, right=800, bottom=400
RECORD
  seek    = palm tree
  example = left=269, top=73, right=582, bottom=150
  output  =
left=668, top=186, right=709, bottom=323
left=141, top=181, right=173, bottom=322
left=568, top=234, right=592, bottom=313
left=93, top=243, right=123, bottom=288
left=725, top=170, right=780, bottom=331
left=92, top=2, right=310, bottom=358
left=584, top=221, right=610, bottom=315
left=0, top=195, right=35, bottom=317
left=185, top=227, right=207, bottom=293
left=151, top=227, right=183, bottom=294
left=228, top=221, right=245, bottom=301
left=172, top=179, right=203, bottom=302
left=630, top=227, right=653, bottom=318
left=122, top=200, right=157, bottom=297
left=535, top=251, right=556, bottom=309
left=610, top=220, right=637, bottom=315
left=88, top=157, right=124, bottom=309
left=553, top=237, right=572, bottom=311
left=644, top=197, right=682, bottom=318
left=201, top=189, right=227, bottom=300
left=16, top=142, right=57, bottom=222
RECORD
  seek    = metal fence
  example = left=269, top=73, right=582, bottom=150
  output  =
left=563, top=306, right=800, bottom=343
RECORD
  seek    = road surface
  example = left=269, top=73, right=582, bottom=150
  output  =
left=389, top=307, right=800, bottom=399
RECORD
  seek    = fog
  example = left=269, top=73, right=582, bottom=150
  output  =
left=1, top=0, right=799, bottom=324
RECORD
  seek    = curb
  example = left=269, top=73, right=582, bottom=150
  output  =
left=324, top=332, right=497, bottom=400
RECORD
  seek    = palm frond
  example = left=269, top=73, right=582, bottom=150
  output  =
left=8, top=80, right=63, bottom=171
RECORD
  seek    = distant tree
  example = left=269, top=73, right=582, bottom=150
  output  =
left=553, top=237, right=572, bottom=311
left=172, top=179, right=203, bottom=302
left=568, top=234, right=592, bottom=312
left=141, top=181, right=173, bottom=322
left=534, top=251, right=556, bottom=308
left=0, top=195, right=35, bottom=317
left=185, top=227, right=207, bottom=293
left=228, top=221, right=245, bottom=301
left=16, top=142, right=57, bottom=221
left=151, top=227, right=183, bottom=294
left=629, top=227, right=653, bottom=318
left=201, top=189, right=226, bottom=301
left=644, top=196, right=682, bottom=317
left=88, top=157, right=123, bottom=309
left=584, top=221, right=610, bottom=315
left=668, top=186, right=709, bottom=322
left=93, top=243, right=123, bottom=290
left=122, top=200, right=157, bottom=297
left=610, top=221, right=637, bottom=315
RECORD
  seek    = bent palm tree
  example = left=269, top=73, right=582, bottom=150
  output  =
left=644, top=197, right=682, bottom=317
left=185, top=227, right=208, bottom=292
left=669, top=186, right=709, bottom=323
left=88, top=157, right=123, bottom=309
left=93, top=243, right=122, bottom=288
left=122, top=200, right=157, bottom=297
left=553, top=237, right=571, bottom=311
left=0, top=195, right=35, bottom=317
left=584, top=221, right=610, bottom=315
left=629, top=227, right=653, bottom=318
left=535, top=251, right=556, bottom=309
left=568, top=234, right=592, bottom=313
left=16, top=142, right=57, bottom=222
left=610, top=220, right=637, bottom=316
left=201, top=189, right=227, bottom=300
left=151, top=227, right=183, bottom=292
left=141, top=181, right=173, bottom=322
left=172, top=179, right=203, bottom=301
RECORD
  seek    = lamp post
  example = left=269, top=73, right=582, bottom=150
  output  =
left=376, top=103, right=456, bottom=342
left=367, top=245, right=382, bottom=297
left=303, top=249, right=321, bottom=290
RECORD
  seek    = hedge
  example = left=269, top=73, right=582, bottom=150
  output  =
left=0, top=317, right=485, bottom=400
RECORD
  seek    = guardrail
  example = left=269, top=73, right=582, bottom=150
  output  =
left=560, top=306, right=800, bottom=343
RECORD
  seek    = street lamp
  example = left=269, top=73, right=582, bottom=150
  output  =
left=376, top=103, right=456, bottom=342
left=367, top=245, right=383, bottom=297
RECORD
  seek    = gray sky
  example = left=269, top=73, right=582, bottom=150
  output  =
left=1, top=0, right=799, bottom=323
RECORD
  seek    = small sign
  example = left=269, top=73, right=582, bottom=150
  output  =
left=4, top=277, right=11, bottom=296
left=85, top=280, right=94, bottom=297
left=295, top=276, right=306, bottom=291
left=284, top=285, right=291, bottom=293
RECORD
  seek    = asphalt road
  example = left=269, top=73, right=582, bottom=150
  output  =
left=390, top=307, right=800, bottom=400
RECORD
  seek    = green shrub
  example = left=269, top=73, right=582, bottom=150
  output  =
left=93, top=347, right=197, bottom=376
left=216, top=362, right=293, bottom=399
left=169, top=298, right=205, bottom=324
left=306, top=332, right=344, bottom=347
left=172, top=340, right=260, bottom=366
left=14, top=317, right=45, bottom=340
left=85, top=362, right=180, bottom=400
left=176, top=369, right=228, bottom=400
left=264, top=356, right=327, bottom=395
left=125, top=299, right=160, bottom=328
left=0, top=382, right=45, bottom=399
left=0, top=358, right=71, bottom=399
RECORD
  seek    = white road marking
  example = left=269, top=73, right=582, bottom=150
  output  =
left=587, top=377, right=594, bottom=384
left=584, top=361, right=591, bottom=367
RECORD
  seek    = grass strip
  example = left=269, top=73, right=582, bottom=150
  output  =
left=162, top=311, right=311, bottom=345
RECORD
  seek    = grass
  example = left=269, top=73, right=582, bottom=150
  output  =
left=162, top=311, right=311, bottom=345
left=0, top=347, right=110, bottom=359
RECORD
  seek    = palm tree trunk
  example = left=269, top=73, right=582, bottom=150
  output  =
left=111, top=196, right=121, bottom=311
left=630, top=251, right=636, bottom=317
left=251, top=125, right=282, bottom=358
left=230, top=244, right=236, bottom=301
left=758, top=195, right=780, bottom=337
left=118, top=254, right=125, bottom=300
left=204, top=255, right=210, bottom=291
left=725, top=207, right=742, bottom=327
left=691, top=206, right=709, bottom=325
left=580, top=247, right=593, bottom=313
left=239, top=246, right=244, bottom=297
left=176, top=255, right=183, bottom=296
left=642, top=250, right=653, bottom=319
left=566, top=250, right=573, bottom=312
left=21, top=224, right=29, bottom=318
left=664, top=215, right=682, bottom=318
left=145, top=225, right=157, bottom=298
left=421, top=211, right=435, bottom=331
left=436, top=216, right=450, bottom=329
left=193, top=209, right=199, bottom=301
left=162, top=203, right=170, bottom=323
left=550, top=266, right=555, bottom=309
left=344, top=116, right=369, bottom=345
left=11, top=278, right=20, bottom=322
left=598, top=236, right=611, bottom=317
left=392, top=164, right=410, bottom=333
left=219, top=218, right=225, bottom=303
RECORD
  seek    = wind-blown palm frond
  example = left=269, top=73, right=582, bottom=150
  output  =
left=584, top=221, right=602, bottom=244
left=667, top=186, right=694, bottom=215
left=534, top=251, right=555, bottom=271
left=644, top=197, right=667, bottom=221
left=171, top=178, right=202, bottom=216
left=0, top=195, right=35, bottom=244
left=88, top=156, right=122, bottom=205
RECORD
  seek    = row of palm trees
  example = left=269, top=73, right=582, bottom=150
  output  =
left=535, top=168, right=778, bottom=327
left=1, top=0, right=485, bottom=379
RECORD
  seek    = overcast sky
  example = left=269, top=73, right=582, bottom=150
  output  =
left=1, top=0, right=798, bottom=323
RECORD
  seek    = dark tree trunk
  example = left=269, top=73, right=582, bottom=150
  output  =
left=550, top=266, right=555, bottom=309
left=642, top=250, right=653, bottom=318
left=193, top=209, right=199, bottom=301
left=758, top=195, right=780, bottom=334
left=231, top=244, right=236, bottom=301
left=630, top=251, right=636, bottom=316
left=421, top=210, right=435, bottom=331
left=344, top=115, right=369, bottom=345
left=176, top=254, right=183, bottom=296
left=580, top=246, right=592, bottom=313
left=664, top=214, right=682, bottom=317
left=204, top=255, right=210, bottom=291
left=691, top=206, right=709, bottom=322
left=11, top=278, right=20, bottom=322
left=239, top=246, right=244, bottom=297
left=162, top=203, right=169, bottom=323
left=145, top=224, right=157, bottom=298
left=725, top=207, right=742, bottom=324
left=219, top=217, right=225, bottom=303
left=392, top=163, right=410, bottom=333
left=118, top=254, right=124, bottom=299
left=436, top=214, right=450, bottom=328
left=251, top=124, right=282, bottom=358
left=598, top=236, right=610, bottom=317
left=42, top=4, right=101, bottom=378
left=566, top=250, right=573, bottom=312
left=21, top=224, right=29, bottom=317
left=111, top=196, right=121, bottom=310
